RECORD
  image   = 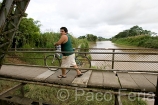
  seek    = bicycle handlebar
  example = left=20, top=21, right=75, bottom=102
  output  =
left=54, top=45, right=61, bottom=51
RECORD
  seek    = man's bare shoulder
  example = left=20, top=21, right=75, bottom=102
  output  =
left=61, top=35, right=67, bottom=39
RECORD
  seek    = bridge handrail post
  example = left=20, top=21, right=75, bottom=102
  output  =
left=112, top=49, right=115, bottom=69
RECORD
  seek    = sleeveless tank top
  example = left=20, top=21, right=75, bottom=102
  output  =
left=61, top=34, right=73, bottom=56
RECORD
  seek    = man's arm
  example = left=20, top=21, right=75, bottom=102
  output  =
left=54, top=35, right=66, bottom=46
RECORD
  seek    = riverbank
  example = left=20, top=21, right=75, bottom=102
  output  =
left=111, top=35, right=158, bottom=49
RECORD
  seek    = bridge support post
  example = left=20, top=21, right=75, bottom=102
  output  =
left=20, top=83, right=25, bottom=97
left=154, top=76, right=158, bottom=105
left=114, top=94, right=122, bottom=105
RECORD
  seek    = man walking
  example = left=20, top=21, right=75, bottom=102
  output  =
left=54, top=27, right=82, bottom=78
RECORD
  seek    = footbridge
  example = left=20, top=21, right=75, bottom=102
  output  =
left=0, top=48, right=158, bottom=105
left=0, top=0, right=158, bottom=105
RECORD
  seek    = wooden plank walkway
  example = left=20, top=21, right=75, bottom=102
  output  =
left=117, top=72, right=139, bottom=90
left=88, top=71, right=103, bottom=87
left=72, top=70, right=92, bottom=87
left=0, top=65, right=157, bottom=92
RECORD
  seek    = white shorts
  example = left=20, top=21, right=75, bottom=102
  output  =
left=61, top=54, right=76, bottom=68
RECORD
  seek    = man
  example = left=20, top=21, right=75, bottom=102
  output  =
left=54, top=27, right=82, bottom=78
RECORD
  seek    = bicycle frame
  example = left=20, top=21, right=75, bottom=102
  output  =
left=45, top=47, right=91, bottom=71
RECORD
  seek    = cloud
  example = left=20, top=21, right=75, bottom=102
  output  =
left=2, top=0, right=157, bottom=38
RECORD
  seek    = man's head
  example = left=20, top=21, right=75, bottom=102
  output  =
left=60, top=27, right=68, bottom=35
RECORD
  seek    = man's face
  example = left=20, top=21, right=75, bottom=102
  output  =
left=60, top=29, right=66, bottom=35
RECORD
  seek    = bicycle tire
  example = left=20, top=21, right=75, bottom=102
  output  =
left=75, top=55, right=91, bottom=73
left=45, top=54, right=61, bottom=71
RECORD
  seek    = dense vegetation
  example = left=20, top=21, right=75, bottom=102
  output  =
left=11, top=19, right=110, bottom=50
left=111, top=25, right=158, bottom=48
left=11, top=17, right=107, bottom=50
left=11, top=17, right=82, bottom=49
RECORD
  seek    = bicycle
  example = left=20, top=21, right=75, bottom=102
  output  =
left=44, top=47, right=91, bottom=72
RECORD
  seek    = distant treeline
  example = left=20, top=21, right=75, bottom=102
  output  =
left=111, top=25, right=158, bottom=48
left=78, top=35, right=108, bottom=41
left=97, top=36, right=109, bottom=41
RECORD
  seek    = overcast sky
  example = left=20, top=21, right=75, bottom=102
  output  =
left=1, top=0, right=158, bottom=38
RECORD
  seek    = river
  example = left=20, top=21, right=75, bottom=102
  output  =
left=89, top=41, right=158, bottom=71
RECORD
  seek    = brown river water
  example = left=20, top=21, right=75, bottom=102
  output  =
left=89, top=41, right=158, bottom=71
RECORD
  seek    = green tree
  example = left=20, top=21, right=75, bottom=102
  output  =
left=40, top=32, right=60, bottom=48
left=79, top=39, right=89, bottom=56
left=80, top=43, right=85, bottom=51
left=86, top=34, right=97, bottom=42
left=69, top=34, right=79, bottom=48
left=13, top=18, right=41, bottom=48
left=112, top=25, right=155, bottom=39
left=11, top=16, right=80, bottom=49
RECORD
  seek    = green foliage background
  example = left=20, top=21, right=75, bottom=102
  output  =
left=12, top=17, right=85, bottom=49
left=111, top=25, right=158, bottom=48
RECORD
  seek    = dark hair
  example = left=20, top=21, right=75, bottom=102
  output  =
left=60, top=27, right=68, bottom=33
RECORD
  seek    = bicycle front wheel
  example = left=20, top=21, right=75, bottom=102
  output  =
left=45, top=55, right=61, bottom=70
left=75, top=55, right=91, bottom=72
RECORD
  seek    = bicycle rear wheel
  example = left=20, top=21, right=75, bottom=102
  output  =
left=75, top=55, right=91, bottom=73
left=45, top=54, right=61, bottom=70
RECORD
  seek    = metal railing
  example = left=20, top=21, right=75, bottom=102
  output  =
left=5, top=48, right=158, bottom=72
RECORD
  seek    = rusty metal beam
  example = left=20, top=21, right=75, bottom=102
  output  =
left=0, top=83, right=25, bottom=98
left=0, top=82, right=53, bottom=104
left=0, top=0, right=30, bottom=70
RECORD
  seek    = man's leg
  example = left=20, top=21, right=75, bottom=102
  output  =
left=58, top=68, right=66, bottom=78
left=70, top=54, right=82, bottom=77
left=58, top=56, right=67, bottom=78
left=61, top=68, right=66, bottom=76
left=73, top=65, right=82, bottom=75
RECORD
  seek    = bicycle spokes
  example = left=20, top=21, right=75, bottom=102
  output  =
left=45, top=55, right=61, bottom=70
left=75, top=55, right=91, bottom=68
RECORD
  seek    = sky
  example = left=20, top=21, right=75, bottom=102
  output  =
left=1, top=0, right=158, bottom=38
